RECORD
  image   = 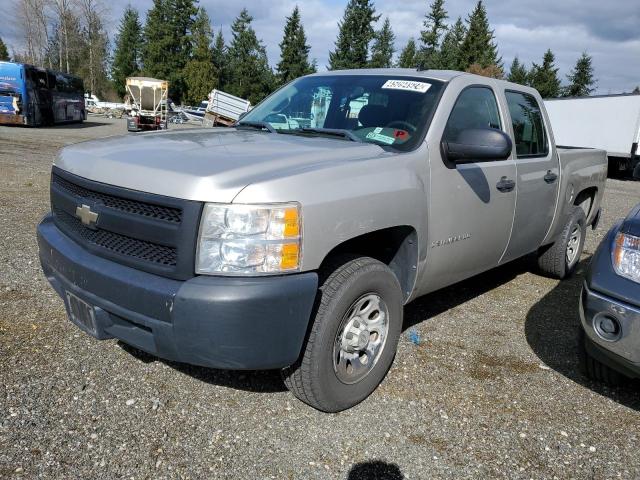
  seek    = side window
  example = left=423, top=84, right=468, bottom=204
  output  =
left=443, top=87, right=502, bottom=142
left=505, top=91, right=549, bottom=157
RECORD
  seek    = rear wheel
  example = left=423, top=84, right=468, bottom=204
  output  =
left=282, top=256, right=403, bottom=412
left=537, top=207, right=586, bottom=279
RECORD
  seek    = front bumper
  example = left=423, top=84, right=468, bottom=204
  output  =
left=37, top=214, right=318, bottom=370
left=0, top=114, right=25, bottom=125
left=579, top=223, right=640, bottom=378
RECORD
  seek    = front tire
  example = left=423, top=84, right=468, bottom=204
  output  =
left=578, top=328, right=624, bottom=386
left=282, top=256, right=403, bottom=412
left=537, top=207, right=586, bottom=279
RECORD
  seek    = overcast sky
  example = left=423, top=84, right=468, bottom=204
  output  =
left=4, top=0, right=640, bottom=93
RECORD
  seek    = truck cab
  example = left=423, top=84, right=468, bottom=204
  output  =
left=37, top=69, right=607, bottom=412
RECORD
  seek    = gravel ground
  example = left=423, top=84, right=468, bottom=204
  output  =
left=1, top=117, right=639, bottom=479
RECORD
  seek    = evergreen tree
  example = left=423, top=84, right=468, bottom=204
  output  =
left=439, top=16, right=466, bottom=70
left=459, top=1, right=501, bottom=74
left=226, top=8, right=274, bottom=104
left=564, top=52, right=596, bottom=97
left=397, top=38, right=417, bottom=68
left=529, top=49, right=561, bottom=98
left=212, top=29, right=228, bottom=90
left=0, top=37, right=10, bottom=61
left=276, top=6, right=315, bottom=85
left=419, top=0, right=448, bottom=69
left=183, top=7, right=217, bottom=105
left=368, top=17, right=395, bottom=68
left=141, top=0, right=197, bottom=103
left=633, top=86, right=640, bottom=94
left=507, top=56, right=529, bottom=85
left=111, top=6, right=141, bottom=98
left=328, top=0, right=379, bottom=70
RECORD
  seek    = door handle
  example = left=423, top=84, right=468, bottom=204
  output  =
left=496, top=176, right=515, bottom=193
left=544, top=170, right=558, bottom=183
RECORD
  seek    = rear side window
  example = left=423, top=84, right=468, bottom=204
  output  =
left=505, top=91, right=549, bottom=157
left=443, top=87, right=502, bottom=142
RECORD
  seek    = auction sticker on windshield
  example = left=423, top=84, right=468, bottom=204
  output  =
left=382, top=80, right=431, bottom=93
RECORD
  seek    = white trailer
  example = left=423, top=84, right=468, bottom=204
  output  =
left=126, top=77, right=168, bottom=132
left=203, top=89, right=251, bottom=127
left=544, top=94, right=640, bottom=176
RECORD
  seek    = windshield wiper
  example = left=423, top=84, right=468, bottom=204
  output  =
left=297, top=127, right=362, bottom=143
left=235, top=121, right=276, bottom=133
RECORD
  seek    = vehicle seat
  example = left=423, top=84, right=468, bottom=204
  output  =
left=358, top=104, right=389, bottom=128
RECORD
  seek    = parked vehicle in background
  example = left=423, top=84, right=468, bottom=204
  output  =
left=37, top=69, right=607, bottom=412
left=126, top=77, right=168, bottom=132
left=203, top=89, right=251, bottom=127
left=580, top=169, right=640, bottom=384
left=84, top=93, right=126, bottom=111
left=182, top=101, right=208, bottom=119
left=544, top=94, right=640, bottom=177
left=0, top=61, right=85, bottom=126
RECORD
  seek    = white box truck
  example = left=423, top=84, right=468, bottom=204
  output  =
left=544, top=93, right=640, bottom=177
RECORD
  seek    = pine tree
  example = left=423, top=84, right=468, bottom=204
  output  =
left=564, top=52, right=596, bottom=97
left=183, top=7, right=217, bottom=105
left=276, top=6, right=314, bottom=85
left=226, top=8, right=274, bottom=104
left=141, top=0, right=197, bottom=103
left=507, top=56, right=529, bottom=85
left=419, top=0, right=448, bottom=69
left=0, top=37, right=10, bottom=61
left=459, top=1, right=501, bottom=74
left=368, top=17, right=395, bottom=68
left=529, top=49, right=561, bottom=98
left=111, top=6, right=141, bottom=98
left=634, top=86, right=640, bottom=94
left=328, top=0, right=379, bottom=70
left=397, top=38, right=417, bottom=68
left=439, top=16, right=466, bottom=70
left=212, top=29, right=228, bottom=90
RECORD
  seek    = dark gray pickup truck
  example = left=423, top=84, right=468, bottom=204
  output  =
left=37, top=69, right=607, bottom=411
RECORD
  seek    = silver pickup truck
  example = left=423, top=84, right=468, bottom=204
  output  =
left=37, top=69, right=607, bottom=412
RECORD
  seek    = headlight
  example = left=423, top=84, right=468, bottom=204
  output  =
left=612, top=232, right=640, bottom=283
left=196, top=203, right=301, bottom=275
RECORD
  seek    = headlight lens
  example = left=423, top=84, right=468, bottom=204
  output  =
left=196, top=203, right=301, bottom=275
left=612, top=232, right=640, bottom=283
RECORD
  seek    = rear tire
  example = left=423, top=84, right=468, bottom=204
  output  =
left=282, top=255, right=403, bottom=412
left=578, top=329, right=624, bottom=386
left=537, top=207, right=586, bottom=279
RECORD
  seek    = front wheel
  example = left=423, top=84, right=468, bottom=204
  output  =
left=282, top=256, right=403, bottom=412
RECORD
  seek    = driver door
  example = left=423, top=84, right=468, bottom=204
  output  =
left=423, top=85, right=517, bottom=292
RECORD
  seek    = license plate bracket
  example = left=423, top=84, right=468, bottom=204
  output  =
left=66, top=291, right=97, bottom=335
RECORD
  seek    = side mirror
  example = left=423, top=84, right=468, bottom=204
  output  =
left=442, top=128, right=512, bottom=164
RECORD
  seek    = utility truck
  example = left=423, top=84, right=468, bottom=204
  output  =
left=38, top=69, right=607, bottom=412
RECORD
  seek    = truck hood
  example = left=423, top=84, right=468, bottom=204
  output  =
left=55, top=128, right=388, bottom=203
left=621, top=203, right=640, bottom=237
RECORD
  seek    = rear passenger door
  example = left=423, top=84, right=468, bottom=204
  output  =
left=501, top=90, right=560, bottom=262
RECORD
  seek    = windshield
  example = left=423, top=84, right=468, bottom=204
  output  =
left=240, top=75, right=444, bottom=151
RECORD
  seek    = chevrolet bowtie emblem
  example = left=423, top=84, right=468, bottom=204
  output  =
left=75, top=204, right=99, bottom=227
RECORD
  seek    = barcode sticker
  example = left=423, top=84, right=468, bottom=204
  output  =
left=382, top=80, right=431, bottom=93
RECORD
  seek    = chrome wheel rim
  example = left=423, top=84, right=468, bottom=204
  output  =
left=333, top=293, right=389, bottom=385
left=566, top=225, right=582, bottom=266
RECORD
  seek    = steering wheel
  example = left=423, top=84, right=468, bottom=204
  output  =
left=385, top=120, right=417, bottom=133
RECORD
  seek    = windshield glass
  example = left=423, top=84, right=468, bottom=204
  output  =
left=240, top=75, right=444, bottom=151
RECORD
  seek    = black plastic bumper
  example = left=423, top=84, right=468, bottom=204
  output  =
left=37, top=214, right=318, bottom=370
